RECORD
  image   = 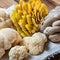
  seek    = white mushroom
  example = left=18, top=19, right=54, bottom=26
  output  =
left=9, top=46, right=28, bottom=60
left=0, top=28, right=22, bottom=59
left=23, top=32, right=47, bottom=55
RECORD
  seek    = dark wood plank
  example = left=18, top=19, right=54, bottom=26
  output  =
left=48, top=0, right=60, bottom=5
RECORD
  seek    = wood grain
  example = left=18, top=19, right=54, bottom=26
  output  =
left=48, top=0, right=60, bottom=5
left=42, top=0, right=56, bottom=10
left=0, top=0, right=17, bottom=8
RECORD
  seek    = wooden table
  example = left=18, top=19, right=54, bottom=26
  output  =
left=0, top=0, right=57, bottom=9
left=0, top=0, right=17, bottom=8
left=0, top=0, right=60, bottom=60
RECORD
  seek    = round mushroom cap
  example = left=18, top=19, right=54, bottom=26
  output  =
left=9, top=46, right=28, bottom=60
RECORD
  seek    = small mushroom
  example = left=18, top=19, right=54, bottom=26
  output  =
left=49, top=33, right=60, bottom=42
left=44, top=26, right=60, bottom=35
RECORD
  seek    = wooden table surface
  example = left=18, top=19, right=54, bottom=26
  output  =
left=0, top=0, right=57, bottom=9
left=0, top=0, right=17, bottom=8
left=0, top=0, right=60, bottom=60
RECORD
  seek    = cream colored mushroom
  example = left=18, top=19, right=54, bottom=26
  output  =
left=23, top=32, right=47, bottom=55
left=9, top=46, right=28, bottom=60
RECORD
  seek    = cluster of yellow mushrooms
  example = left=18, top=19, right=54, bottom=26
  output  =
left=10, top=0, right=48, bottom=37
